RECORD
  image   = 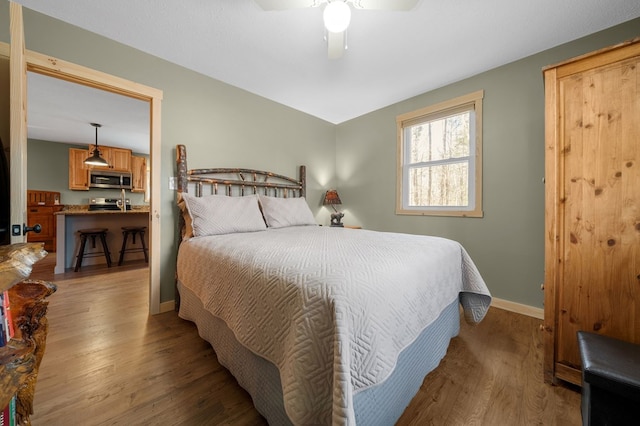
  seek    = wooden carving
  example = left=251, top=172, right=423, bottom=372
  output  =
left=0, top=243, right=47, bottom=293
left=1, top=243, right=55, bottom=425
left=10, top=280, right=56, bottom=424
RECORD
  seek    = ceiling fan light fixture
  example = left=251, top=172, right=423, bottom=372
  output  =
left=323, top=1, right=351, bottom=33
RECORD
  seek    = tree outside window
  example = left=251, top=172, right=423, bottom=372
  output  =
left=396, top=91, right=483, bottom=217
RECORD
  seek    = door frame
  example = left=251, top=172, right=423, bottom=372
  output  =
left=4, top=4, right=163, bottom=314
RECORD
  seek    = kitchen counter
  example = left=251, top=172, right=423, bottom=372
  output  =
left=54, top=207, right=150, bottom=273
left=55, top=209, right=149, bottom=216
left=55, top=204, right=150, bottom=215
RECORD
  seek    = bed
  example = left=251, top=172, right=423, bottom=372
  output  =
left=174, top=144, right=491, bottom=425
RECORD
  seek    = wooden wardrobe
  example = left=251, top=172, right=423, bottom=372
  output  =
left=543, top=37, right=640, bottom=386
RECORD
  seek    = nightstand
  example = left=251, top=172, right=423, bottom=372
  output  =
left=344, top=225, right=362, bottom=229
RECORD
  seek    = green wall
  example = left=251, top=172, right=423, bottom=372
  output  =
left=335, top=19, right=640, bottom=308
left=26, top=139, right=148, bottom=205
left=2, top=3, right=639, bottom=309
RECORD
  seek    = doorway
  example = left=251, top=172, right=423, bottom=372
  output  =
left=27, top=71, right=151, bottom=270
left=2, top=40, right=163, bottom=315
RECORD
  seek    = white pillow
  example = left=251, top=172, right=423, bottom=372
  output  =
left=180, top=193, right=267, bottom=237
left=258, top=195, right=317, bottom=228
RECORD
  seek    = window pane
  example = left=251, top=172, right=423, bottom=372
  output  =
left=396, top=90, right=483, bottom=217
left=408, top=162, right=469, bottom=207
left=408, top=111, right=470, bottom=164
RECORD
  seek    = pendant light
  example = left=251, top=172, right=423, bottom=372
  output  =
left=84, top=123, right=109, bottom=166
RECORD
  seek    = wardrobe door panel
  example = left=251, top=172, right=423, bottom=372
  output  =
left=544, top=40, right=640, bottom=385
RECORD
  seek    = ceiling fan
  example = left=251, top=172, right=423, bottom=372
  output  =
left=255, top=0, right=420, bottom=59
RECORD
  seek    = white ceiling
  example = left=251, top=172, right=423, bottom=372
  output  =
left=27, top=72, right=150, bottom=154
left=17, top=0, right=640, bottom=151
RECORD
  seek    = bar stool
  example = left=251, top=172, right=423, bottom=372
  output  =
left=118, top=226, right=149, bottom=266
left=74, top=228, right=112, bottom=272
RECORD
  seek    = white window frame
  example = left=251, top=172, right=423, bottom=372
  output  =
left=396, top=90, right=484, bottom=217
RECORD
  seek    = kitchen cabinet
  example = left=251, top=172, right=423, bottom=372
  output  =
left=26, top=190, right=64, bottom=252
left=110, top=147, right=132, bottom=172
left=131, top=155, right=147, bottom=193
left=70, top=146, right=133, bottom=190
left=543, top=39, right=640, bottom=386
left=88, top=145, right=132, bottom=172
left=69, top=148, right=89, bottom=190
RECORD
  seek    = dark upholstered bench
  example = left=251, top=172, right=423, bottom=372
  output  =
left=577, top=331, right=640, bottom=426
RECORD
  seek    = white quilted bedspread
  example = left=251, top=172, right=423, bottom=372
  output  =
left=176, top=226, right=491, bottom=425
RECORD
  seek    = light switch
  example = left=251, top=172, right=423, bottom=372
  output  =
left=169, top=177, right=177, bottom=190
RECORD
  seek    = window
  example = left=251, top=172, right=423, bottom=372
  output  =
left=396, top=90, right=483, bottom=217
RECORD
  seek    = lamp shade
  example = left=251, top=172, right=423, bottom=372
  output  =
left=84, top=148, right=109, bottom=166
left=323, top=1, right=351, bottom=33
left=323, top=189, right=342, bottom=205
left=84, top=122, right=109, bottom=166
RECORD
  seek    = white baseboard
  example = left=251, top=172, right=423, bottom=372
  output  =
left=491, top=297, right=543, bottom=319
left=159, top=300, right=175, bottom=313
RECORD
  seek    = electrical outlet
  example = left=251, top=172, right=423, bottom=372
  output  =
left=12, top=224, right=21, bottom=236
left=169, top=177, right=177, bottom=190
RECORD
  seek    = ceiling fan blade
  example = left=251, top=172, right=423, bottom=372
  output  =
left=351, top=0, right=419, bottom=10
left=255, top=0, right=322, bottom=10
left=327, top=31, right=345, bottom=59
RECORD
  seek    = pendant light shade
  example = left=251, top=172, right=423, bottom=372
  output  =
left=84, top=123, right=109, bottom=167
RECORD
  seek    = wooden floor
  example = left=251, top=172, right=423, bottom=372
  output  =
left=27, top=254, right=581, bottom=425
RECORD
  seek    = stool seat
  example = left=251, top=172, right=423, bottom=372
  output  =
left=578, top=331, right=640, bottom=425
left=78, top=227, right=109, bottom=234
left=118, top=226, right=149, bottom=266
left=74, top=228, right=111, bottom=272
left=122, top=226, right=146, bottom=232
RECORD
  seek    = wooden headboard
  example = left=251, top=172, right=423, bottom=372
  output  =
left=176, top=144, right=306, bottom=198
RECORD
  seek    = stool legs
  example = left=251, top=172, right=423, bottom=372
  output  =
left=100, top=233, right=112, bottom=267
left=75, top=229, right=111, bottom=272
left=74, top=234, right=89, bottom=272
left=118, top=232, right=129, bottom=266
left=118, top=228, right=149, bottom=266
left=140, top=231, right=149, bottom=263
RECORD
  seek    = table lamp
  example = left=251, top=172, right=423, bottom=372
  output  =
left=323, top=189, right=344, bottom=227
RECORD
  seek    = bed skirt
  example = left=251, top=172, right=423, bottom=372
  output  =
left=178, top=280, right=461, bottom=425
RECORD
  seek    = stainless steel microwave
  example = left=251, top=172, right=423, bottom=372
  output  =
left=88, top=170, right=133, bottom=190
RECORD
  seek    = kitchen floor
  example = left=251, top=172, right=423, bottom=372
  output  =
left=30, top=250, right=148, bottom=282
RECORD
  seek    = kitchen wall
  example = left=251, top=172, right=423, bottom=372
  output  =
left=27, top=138, right=148, bottom=205
left=335, top=18, right=640, bottom=309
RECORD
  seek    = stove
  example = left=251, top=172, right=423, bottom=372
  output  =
left=89, top=197, right=132, bottom=211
